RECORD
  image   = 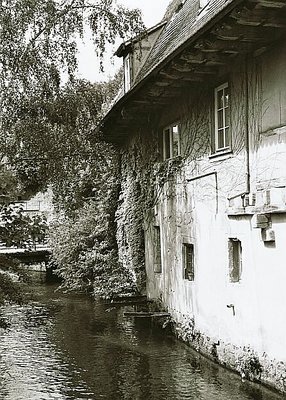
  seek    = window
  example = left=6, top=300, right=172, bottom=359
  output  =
left=261, top=48, right=286, bottom=132
left=163, top=123, right=180, bottom=160
left=183, top=243, right=194, bottom=281
left=214, top=82, right=230, bottom=152
left=124, top=54, right=132, bottom=92
left=154, top=226, right=162, bottom=273
left=228, top=238, right=242, bottom=282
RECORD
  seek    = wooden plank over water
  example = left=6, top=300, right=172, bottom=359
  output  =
left=124, top=311, right=170, bottom=318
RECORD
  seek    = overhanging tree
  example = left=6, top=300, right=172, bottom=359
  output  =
left=0, top=0, right=143, bottom=192
left=0, top=1, right=144, bottom=298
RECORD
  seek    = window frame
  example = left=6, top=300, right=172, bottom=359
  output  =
left=162, top=122, right=181, bottom=161
left=214, top=82, right=231, bottom=153
left=124, top=54, right=132, bottom=92
left=228, top=238, right=242, bottom=283
left=154, top=225, right=162, bottom=273
left=182, top=242, right=195, bottom=281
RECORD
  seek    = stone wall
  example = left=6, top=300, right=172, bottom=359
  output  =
left=173, top=314, right=286, bottom=393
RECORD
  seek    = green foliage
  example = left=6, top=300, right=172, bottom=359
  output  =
left=0, top=272, right=24, bottom=305
left=116, top=179, right=147, bottom=291
left=0, top=254, right=20, bottom=270
left=0, top=254, right=30, bottom=283
left=50, top=200, right=137, bottom=299
left=0, top=164, right=22, bottom=203
left=0, top=0, right=143, bottom=125
left=0, top=0, right=142, bottom=199
left=6, top=74, right=123, bottom=202
left=0, top=1, right=143, bottom=299
left=0, top=203, right=48, bottom=249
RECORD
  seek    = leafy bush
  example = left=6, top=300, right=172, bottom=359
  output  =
left=50, top=200, right=137, bottom=299
left=0, top=272, right=24, bottom=305
left=0, top=203, right=48, bottom=249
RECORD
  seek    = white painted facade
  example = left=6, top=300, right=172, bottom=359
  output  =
left=140, top=37, right=286, bottom=391
left=109, top=1, right=286, bottom=392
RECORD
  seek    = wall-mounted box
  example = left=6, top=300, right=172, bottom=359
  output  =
left=261, top=228, right=275, bottom=242
left=251, top=214, right=270, bottom=229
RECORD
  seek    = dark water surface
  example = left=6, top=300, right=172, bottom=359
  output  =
left=0, top=282, right=284, bottom=400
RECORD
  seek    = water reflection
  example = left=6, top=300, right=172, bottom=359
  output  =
left=0, top=283, right=284, bottom=400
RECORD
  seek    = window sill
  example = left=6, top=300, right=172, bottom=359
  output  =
left=209, top=149, right=233, bottom=162
left=154, top=264, right=162, bottom=274
left=227, top=204, right=286, bottom=216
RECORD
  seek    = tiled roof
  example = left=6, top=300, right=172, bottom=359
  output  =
left=102, top=0, right=240, bottom=127
left=102, top=0, right=286, bottom=143
left=133, top=0, right=237, bottom=86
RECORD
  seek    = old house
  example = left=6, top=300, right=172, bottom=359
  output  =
left=101, top=0, right=286, bottom=393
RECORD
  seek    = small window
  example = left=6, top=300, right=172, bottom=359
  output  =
left=163, top=123, right=180, bottom=160
left=214, top=82, right=230, bottom=152
left=124, top=54, right=132, bottom=92
left=228, top=238, right=242, bottom=282
left=183, top=243, right=194, bottom=281
left=154, top=226, right=162, bottom=273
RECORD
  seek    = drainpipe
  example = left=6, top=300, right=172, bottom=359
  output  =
left=245, top=55, right=251, bottom=196
left=228, top=58, right=251, bottom=208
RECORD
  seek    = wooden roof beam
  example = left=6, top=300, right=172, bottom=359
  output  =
left=194, top=37, right=254, bottom=53
left=181, top=50, right=234, bottom=66
left=171, top=61, right=195, bottom=73
left=205, top=52, right=236, bottom=65
left=179, top=75, right=204, bottom=82
left=230, top=7, right=286, bottom=28
left=179, top=51, right=207, bottom=64
left=147, top=85, right=181, bottom=97
left=193, top=67, right=218, bottom=75
left=154, top=80, right=172, bottom=87
left=133, top=99, right=171, bottom=106
left=159, top=70, right=180, bottom=80
left=158, top=69, right=203, bottom=82
left=250, top=0, right=286, bottom=9
left=170, top=61, right=217, bottom=75
left=211, top=23, right=274, bottom=42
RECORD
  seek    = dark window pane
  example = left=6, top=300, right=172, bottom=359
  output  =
left=154, top=226, right=162, bottom=273
left=225, top=107, right=230, bottom=127
left=218, top=129, right=224, bottom=149
left=164, top=129, right=170, bottom=159
left=225, top=127, right=230, bottom=147
left=228, top=239, right=242, bottom=282
left=224, top=87, right=229, bottom=108
left=217, top=89, right=223, bottom=109
left=218, top=110, right=223, bottom=129
left=172, top=125, right=180, bottom=157
left=183, top=243, right=194, bottom=280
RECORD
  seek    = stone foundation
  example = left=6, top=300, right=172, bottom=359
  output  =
left=170, top=314, right=286, bottom=395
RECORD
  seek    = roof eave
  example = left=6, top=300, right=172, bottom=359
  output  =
left=102, top=0, right=243, bottom=126
left=114, top=20, right=168, bottom=58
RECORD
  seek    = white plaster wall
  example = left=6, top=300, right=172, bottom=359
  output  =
left=138, top=37, right=286, bottom=392
left=254, top=126, right=286, bottom=189
left=146, top=177, right=286, bottom=362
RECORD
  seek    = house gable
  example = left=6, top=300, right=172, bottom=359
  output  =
left=102, top=0, right=286, bottom=144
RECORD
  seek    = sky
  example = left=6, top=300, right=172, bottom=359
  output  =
left=77, top=0, right=171, bottom=82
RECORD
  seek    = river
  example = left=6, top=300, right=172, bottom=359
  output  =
left=0, top=280, right=284, bottom=400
